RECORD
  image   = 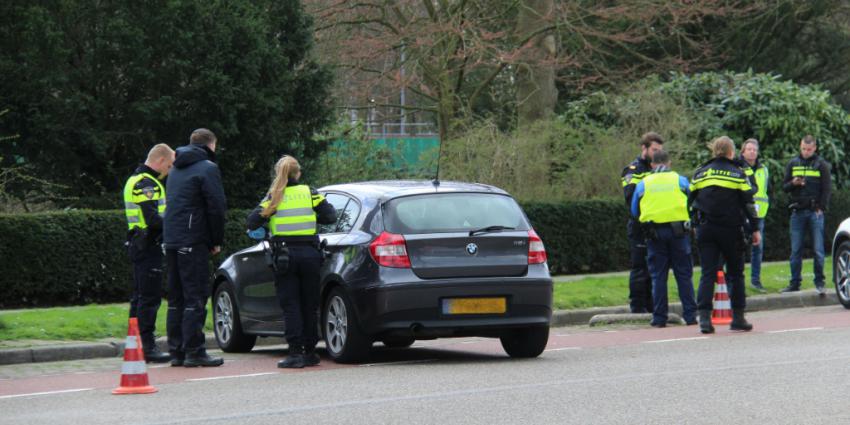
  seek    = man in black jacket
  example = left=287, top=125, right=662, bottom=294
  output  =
left=620, top=132, right=664, bottom=313
left=781, top=135, right=832, bottom=294
left=163, top=128, right=227, bottom=367
left=690, top=136, right=761, bottom=334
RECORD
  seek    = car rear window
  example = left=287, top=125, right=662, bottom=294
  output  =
left=383, top=193, right=529, bottom=234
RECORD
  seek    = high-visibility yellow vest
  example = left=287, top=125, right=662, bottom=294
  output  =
left=123, top=173, right=166, bottom=230
left=639, top=172, right=690, bottom=224
left=753, top=165, right=769, bottom=218
left=262, top=185, right=324, bottom=236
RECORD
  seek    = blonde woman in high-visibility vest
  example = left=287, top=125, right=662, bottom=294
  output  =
left=246, top=155, right=337, bottom=368
left=740, top=138, right=769, bottom=293
left=123, top=143, right=174, bottom=363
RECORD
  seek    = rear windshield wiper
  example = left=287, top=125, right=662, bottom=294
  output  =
left=469, top=225, right=515, bottom=237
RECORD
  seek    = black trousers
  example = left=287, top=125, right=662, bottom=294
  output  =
left=274, top=244, right=322, bottom=349
left=128, top=242, right=163, bottom=350
left=627, top=218, right=653, bottom=312
left=165, top=245, right=210, bottom=356
left=696, top=223, right=746, bottom=311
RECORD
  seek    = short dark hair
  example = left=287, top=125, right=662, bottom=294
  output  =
left=641, top=132, right=664, bottom=148
left=651, top=150, right=669, bottom=165
left=190, top=128, right=217, bottom=146
left=802, top=134, right=816, bottom=145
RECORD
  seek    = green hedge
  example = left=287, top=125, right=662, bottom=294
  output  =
left=2, top=192, right=849, bottom=307
left=528, top=191, right=850, bottom=274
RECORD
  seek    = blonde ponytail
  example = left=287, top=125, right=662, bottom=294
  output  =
left=260, top=155, right=301, bottom=217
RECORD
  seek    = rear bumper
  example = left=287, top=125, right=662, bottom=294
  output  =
left=351, top=276, right=553, bottom=338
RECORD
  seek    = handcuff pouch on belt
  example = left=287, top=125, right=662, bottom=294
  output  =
left=265, top=241, right=290, bottom=274
left=642, top=221, right=690, bottom=240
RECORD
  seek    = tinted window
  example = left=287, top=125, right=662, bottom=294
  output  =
left=337, top=199, right=361, bottom=233
left=384, top=193, right=528, bottom=234
left=319, top=193, right=351, bottom=234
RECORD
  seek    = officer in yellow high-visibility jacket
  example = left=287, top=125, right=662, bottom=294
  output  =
left=630, top=150, right=697, bottom=328
left=246, top=155, right=336, bottom=368
left=123, top=143, right=174, bottom=363
left=740, top=138, right=769, bottom=292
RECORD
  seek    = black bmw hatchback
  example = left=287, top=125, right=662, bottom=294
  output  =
left=212, top=180, right=553, bottom=363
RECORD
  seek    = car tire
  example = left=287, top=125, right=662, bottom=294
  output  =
left=500, top=326, right=549, bottom=358
left=213, top=281, right=257, bottom=353
left=381, top=336, right=415, bottom=348
left=323, top=287, right=371, bottom=363
left=834, top=241, right=850, bottom=309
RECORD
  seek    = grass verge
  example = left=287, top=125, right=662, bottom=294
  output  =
left=0, top=258, right=832, bottom=343
left=553, top=258, right=832, bottom=310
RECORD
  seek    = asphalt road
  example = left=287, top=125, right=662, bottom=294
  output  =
left=2, top=305, right=850, bottom=424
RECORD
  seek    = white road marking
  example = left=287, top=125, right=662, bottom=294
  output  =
left=544, top=347, right=580, bottom=352
left=360, top=359, right=437, bottom=367
left=643, top=336, right=710, bottom=344
left=767, top=327, right=824, bottom=334
left=186, top=372, right=276, bottom=382
left=0, top=388, right=94, bottom=400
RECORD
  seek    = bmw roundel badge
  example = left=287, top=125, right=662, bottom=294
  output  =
left=466, top=243, right=478, bottom=255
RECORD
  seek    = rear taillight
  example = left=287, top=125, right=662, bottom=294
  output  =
left=528, top=229, right=547, bottom=264
left=369, top=231, right=411, bottom=268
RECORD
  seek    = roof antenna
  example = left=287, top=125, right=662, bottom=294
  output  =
left=432, top=134, right=442, bottom=188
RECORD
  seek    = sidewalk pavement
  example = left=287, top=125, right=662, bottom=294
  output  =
left=0, top=289, right=842, bottom=366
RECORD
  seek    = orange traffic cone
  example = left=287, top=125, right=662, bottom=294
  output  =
left=112, top=317, right=157, bottom=395
left=711, top=270, right=733, bottom=325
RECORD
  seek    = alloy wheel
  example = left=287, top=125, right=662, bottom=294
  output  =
left=215, top=291, right=234, bottom=344
left=325, top=296, right=348, bottom=354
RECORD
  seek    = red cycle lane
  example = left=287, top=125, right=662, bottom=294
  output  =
left=2, top=306, right=849, bottom=399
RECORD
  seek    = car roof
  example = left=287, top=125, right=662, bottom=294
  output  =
left=319, top=180, right=511, bottom=201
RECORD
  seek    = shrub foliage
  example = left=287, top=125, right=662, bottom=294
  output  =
left=2, top=192, right=849, bottom=307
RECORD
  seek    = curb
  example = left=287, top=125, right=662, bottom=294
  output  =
left=0, top=289, right=843, bottom=366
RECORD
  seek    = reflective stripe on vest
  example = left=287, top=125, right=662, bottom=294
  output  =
left=264, top=185, right=324, bottom=236
left=791, top=166, right=821, bottom=178
left=639, top=172, right=690, bottom=224
left=690, top=168, right=751, bottom=192
left=622, top=171, right=650, bottom=187
left=754, top=166, right=769, bottom=218
left=122, top=172, right=165, bottom=230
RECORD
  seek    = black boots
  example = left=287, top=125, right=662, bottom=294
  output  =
left=303, top=346, right=320, bottom=367
left=143, top=345, right=171, bottom=363
left=730, top=309, right=753, bottom=331
left=183, top=350, right=224, bottom=367
left=278, top=345, right=305, bottom=369
left=699, top=310, right=714, bottom=334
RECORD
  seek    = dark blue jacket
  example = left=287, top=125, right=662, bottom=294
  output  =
left=163, top=144, right=227, bottom=248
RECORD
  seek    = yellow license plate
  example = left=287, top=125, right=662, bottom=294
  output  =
left=442, top=297, right=506, bottom=314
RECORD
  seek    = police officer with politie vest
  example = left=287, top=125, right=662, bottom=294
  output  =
left=123, top=143, right=175, bottom=363
left=246, top=155, right=336, bottom=368
left=621, top=132, right=664, bottom=314
left=630, top=150, right=697, bottom=328
left=690, top=136, right=761, bottom=334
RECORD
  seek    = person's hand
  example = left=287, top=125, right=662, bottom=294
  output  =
left=792, top=177, right=805, bottom=186
left=815, top=209, right=824, bottom=217
left=751, top=231, right=761, bottom=246
left=210, top=245, right=221, bottom=255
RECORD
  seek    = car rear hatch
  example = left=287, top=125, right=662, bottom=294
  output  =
left=382, top=192, right=532, bottom=279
